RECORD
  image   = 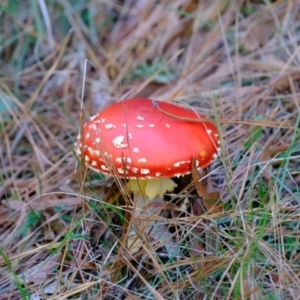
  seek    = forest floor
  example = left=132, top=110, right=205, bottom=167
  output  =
left=1, top=1, right=300, bottom=299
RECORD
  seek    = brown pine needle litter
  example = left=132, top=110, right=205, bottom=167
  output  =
left=1, top=0, right=300, bottom=299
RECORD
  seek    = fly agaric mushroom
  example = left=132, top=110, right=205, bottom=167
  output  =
left=76, top=98, right=220, bottom=204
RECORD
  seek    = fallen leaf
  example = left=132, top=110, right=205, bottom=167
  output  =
left=242, top=17, right=276, bottom=51
left=4, top=197, right=82, bottom=211
left=129, top=199, right=179, bottom=257
left=270, top=144, right=290, bottom=157
left=43, top=222, right=55, bottom=241
left=189, top=198, right=206, bottom=256
left=259, top=144, right=273, bottom=181
left=191, top=159, right=222, bottom=214
left=191, top=160, right=222, bottom=255
left=18, top=254, right=61, bottom=284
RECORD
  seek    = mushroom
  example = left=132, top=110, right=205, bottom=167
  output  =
left=76, top=98, right=220, bottom=206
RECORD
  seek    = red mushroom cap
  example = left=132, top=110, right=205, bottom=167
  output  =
left=76, top=98, right=220, bottom=179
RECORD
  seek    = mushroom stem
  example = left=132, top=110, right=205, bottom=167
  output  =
left=127, top=178, right=177, bottom=201
left=133, top=193, right=150, bottom=213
